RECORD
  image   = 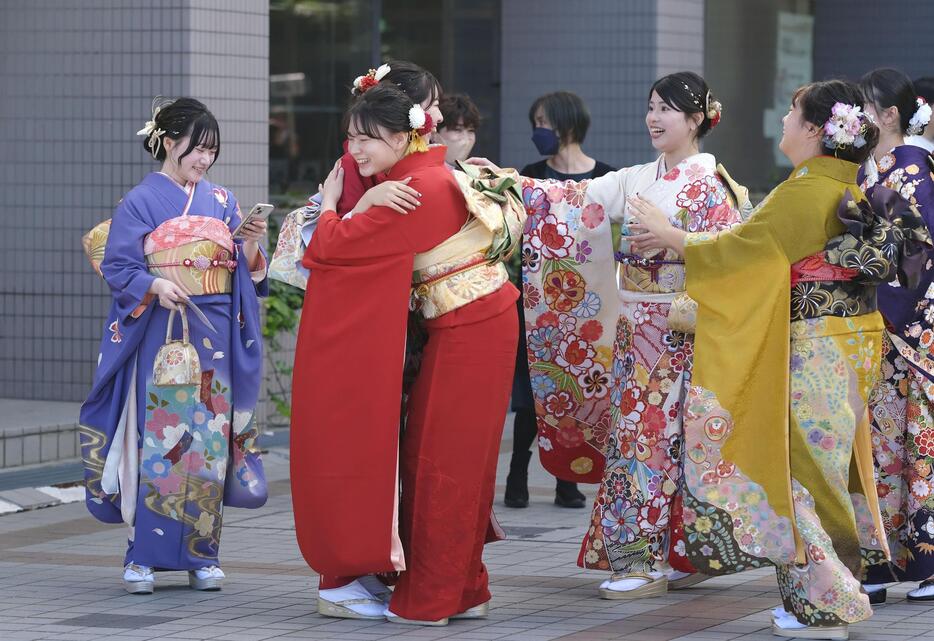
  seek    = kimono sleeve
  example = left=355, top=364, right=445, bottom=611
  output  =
left=520, top=177, right=619, bottom=483
left=911, top=167, right=934, bottom=232
left=306, top=207, right=414, bottom=266
left=679, top=178, right=840, bottom=573
left=228, top=192, right=269, bottom=296
left=335, top=151, right=374, bottom=216
left=100, top=196, right=156, bottom=321
left=586, top=169, right=629, bottom=224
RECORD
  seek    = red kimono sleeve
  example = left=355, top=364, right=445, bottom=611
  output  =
left=290, top=205, right=416, bottom=576
left=335, top=151, right=377, bottom=216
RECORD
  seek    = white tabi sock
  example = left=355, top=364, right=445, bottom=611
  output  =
left=600, top=570, right=665, bottom=592
left=319, top=579, right=387, bottom=617
left=771, top=608, right=807, bottom=630
left=908, top=582, right=934, bottom=599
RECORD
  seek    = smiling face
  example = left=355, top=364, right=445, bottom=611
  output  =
left=645, top=90, right=701, bottom=153
left=346, top=120, right=409, bottom=176
left=778, top=98, right=822, bottom=166
left=423, top=95, right=443, bottom=132
left=163, top=135, right=217, bottom=184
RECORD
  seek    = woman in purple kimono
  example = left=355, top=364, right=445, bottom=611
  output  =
left=860, top=68, right=934, bottom=602
left=79, top=98, right=268, bottom=594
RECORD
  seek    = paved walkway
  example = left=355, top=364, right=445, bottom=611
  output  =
left=0, top=423, right=932, bottom=641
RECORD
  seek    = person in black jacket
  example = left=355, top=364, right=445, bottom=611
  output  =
left=506, top=91, right=616, bottom=509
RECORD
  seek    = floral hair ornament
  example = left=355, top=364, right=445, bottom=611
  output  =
left=406, top=104, right=434, bottom=153
left=908, top=96, right=932, bottom=136
left=352, top=63, right=391, bottom=96
left=705, top=90, right=722, bottom=129
left=136, top=96, right=174, bottom=159
left=822, top=102, right=869, bottom=150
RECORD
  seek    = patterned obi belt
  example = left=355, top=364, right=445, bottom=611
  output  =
left=411, top=251, right=509, bottom=319
left=615, top=251, right=685, bottom=294
left=789, top=252, right=875, bottom=322
left=144, top=215, right=236, bottom=295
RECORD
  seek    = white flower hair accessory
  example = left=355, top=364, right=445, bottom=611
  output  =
left=405, top=104, right=434, bottom=154
left=351, top=63, right=392, bottom=96
left=908, top=97, right=932, bottom=136
left=136, top=96, right=174, bottom=159
left=408, top=104, right=427, bottom=131
left=822, top=102, right=869, bottom=150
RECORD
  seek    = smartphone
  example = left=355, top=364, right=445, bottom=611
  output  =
left=232, top=203, right=275, bottom=238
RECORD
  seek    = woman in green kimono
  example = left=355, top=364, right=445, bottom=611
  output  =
left=627, top=79, right=926, bottom=639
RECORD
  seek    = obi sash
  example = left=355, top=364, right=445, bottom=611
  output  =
left=143, top=187, right=236, bottom=295
left=410, top=164, right=526, bottom=319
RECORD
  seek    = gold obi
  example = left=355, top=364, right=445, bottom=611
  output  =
left=144, top=215, right=236, bottom=295
left=411, top=252, right=509, bottom=319
left=616, top=253, right=697, bottom=333
left=616, top=252, right=686, bottom=294
left=146, top=240, right=235, bottom=295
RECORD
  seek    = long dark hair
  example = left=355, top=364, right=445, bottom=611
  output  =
left=649, top=71, right=720, bottom=139
left=344, top=84, right=414, bottom=141
left=793, top=80, right=880, bottom=164
left=860, top=68, right=919, bottom=134
left=142, top=97, right=220, bottom=164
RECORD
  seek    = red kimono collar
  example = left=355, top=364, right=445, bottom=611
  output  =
left=387, top=146, right=446, bottom=180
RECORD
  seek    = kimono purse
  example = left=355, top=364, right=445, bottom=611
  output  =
left=153, top=307, right=202, bottom=387
left=268, top=198, right=321, bottom=290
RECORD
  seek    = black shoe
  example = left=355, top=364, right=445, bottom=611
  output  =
left=554, top=479, right=586, bottom=508
left=868, top=588, right=887, bottom=605
left=504, top=450, right=532, bottom=508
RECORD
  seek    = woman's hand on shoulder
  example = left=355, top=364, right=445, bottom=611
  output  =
left=355, top=177, right=421, bottom=216
left=465, top=157, right=502, bottom=172
left=319, top=160, right=344, bottom=212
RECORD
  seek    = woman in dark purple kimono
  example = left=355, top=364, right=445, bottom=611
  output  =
left=79, top=98, right=268, bottom=594
left=860, top=68, right=934, bottom=603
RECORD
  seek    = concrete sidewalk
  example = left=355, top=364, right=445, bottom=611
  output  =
left=0, top=425, right=931, bottom=641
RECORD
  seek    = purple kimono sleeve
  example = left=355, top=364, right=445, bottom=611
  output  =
left=227, top=193, right=270, bottom=298
left=100, top=198, right=156, bottom=321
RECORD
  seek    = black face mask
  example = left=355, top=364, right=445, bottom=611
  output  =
left=532, top=127, right=560, bottom=156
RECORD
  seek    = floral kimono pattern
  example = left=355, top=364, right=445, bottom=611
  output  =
left=680, top=157, right=911, bottom=625
left=79, top=173, right=267, bottom=571
left=522, top=154, right=744, bottom=575
left=862, top=145, right=934, bottom=582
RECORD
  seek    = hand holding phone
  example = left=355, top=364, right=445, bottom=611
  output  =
left=233, top=203, right=275, bottom=239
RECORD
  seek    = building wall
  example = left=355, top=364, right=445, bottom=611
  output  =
left=656, top=0, right=704, bottom=78
left=813, top=1, right=934, bottom=81
left=499, top=0, right=659, bottom=171
left=0, top=0, right=269, bottom=402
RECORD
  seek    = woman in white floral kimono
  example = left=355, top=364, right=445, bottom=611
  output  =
left=476, top=71, right=749, bottom=598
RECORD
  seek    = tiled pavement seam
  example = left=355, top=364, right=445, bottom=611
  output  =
left=0, top=441, right=933, bottom=639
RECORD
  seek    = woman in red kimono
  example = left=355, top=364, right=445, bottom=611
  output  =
left=291, top=83, right=523, bottom=626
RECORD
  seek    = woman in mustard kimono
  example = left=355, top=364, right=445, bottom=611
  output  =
left=628, top=80, right=926, bottom=639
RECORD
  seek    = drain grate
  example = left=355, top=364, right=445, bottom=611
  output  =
left=55, top=614, right=179, bottom=629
